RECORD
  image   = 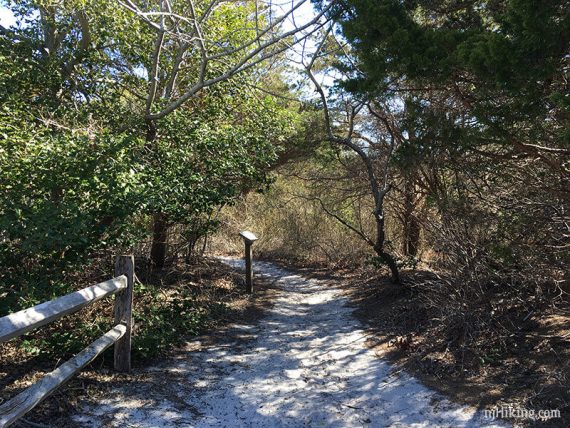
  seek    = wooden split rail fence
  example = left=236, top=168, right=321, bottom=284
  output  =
left=0, top=255, right=135, bottom=427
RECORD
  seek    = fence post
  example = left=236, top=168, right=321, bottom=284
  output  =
left=244, top=242, right=253, bottom=293
left=113, top=255, right=134, bottom=372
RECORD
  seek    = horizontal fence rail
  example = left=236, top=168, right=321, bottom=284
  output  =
left=0, top=325, right=126, bottom=427
left=0, top=255, right=134, bottom=428
left=0, top=276, right=127, bottom=343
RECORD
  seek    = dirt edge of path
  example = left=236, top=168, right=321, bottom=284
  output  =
left=259, top=258, right=568, bottom=428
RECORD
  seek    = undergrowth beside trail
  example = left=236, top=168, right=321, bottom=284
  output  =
left=0, top=257, right=254, bottom=424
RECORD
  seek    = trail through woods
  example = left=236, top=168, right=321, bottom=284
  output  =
left=74, top=258, right=506, bottom=427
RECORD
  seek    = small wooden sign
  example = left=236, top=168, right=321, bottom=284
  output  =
left=239, top=231, right=258, bottom=293
left=239, top=230, right=258, bottom=244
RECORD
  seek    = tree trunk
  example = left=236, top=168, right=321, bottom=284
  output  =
left=150, top=213, right=168, bottom=269
left=146, top=120, right=169, bottom=270
left=374, top=210, right=400, bottom=284
left=404, top=215, right=420, bottom=257
left=379, top=250, right=400, bottom=284
left=402, top=177, right=420, bottom=257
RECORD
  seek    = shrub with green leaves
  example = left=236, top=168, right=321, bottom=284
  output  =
left=0, top=105, right=145, bottom=312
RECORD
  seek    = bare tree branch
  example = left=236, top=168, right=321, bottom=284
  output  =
left=117, top=0, right=335, bottom=120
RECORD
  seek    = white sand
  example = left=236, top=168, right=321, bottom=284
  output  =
left=73, top=258, right=507, bottom=427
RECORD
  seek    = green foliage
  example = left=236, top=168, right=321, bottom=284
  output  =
left=143, top=85, right=292, bottom=224
left=20, top=328, right=94, bottom=358
left=0, top=6, right=319, bottom=391
left=335, top=0, right=569, bottom=150
left=131, top=281, right=229, bottom=360
left=0, top=95, right=146, bottom=312
left=0, top=127, right=143, bottom=262
left=338, top=0, right=569, bottom=91
left=0, top=0, right=305, bottom=322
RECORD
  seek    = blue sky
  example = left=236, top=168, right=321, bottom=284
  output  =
left=0, top=4, right=16, bottom=27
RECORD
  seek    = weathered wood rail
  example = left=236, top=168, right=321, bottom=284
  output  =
left=0, top=255, right=135, bottom=427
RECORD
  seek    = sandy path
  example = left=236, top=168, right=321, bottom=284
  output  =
left=73, top=258, right=505, bottom=427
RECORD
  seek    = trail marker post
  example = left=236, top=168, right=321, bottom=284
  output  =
left=239, top=231, right=258, bottom=294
